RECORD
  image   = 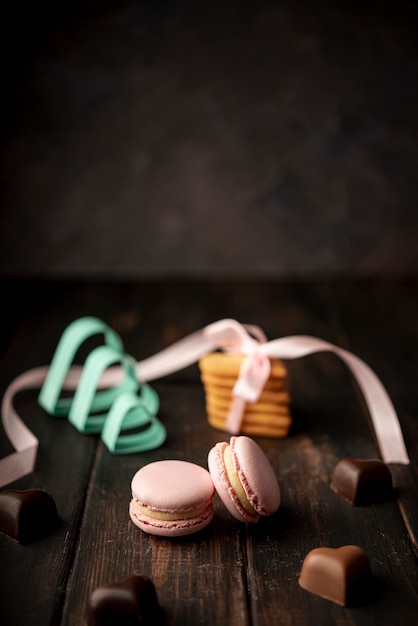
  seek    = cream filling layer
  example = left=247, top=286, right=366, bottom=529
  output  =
left=223, top=446, right=256, bottom=516
left=132, top=500, right=208, bottom=521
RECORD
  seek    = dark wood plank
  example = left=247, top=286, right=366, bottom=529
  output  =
left=1, top=280, right=417, bottom=626
left=57, top=282, right=257, bottom=625
left=61, top=383, right=251, bottom=626
left=0, top=282, right=128, bottom=626
left=330, top=279, right=418, bottom=547
left=60, top=280, right=418, bottom=625
left=240, top=282, right=418, bottom=625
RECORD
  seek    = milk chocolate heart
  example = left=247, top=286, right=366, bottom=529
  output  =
left=86, top=574, right=161, bottom=626
left=299, top=545, right=372, bottom=606
left=330, top=457, right=393, bottom=505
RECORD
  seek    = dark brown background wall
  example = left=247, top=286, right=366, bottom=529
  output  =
left=1, top=0, right=417, bottom=278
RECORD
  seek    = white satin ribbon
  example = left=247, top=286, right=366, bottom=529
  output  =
left=0, top=318, right=410, bottom=487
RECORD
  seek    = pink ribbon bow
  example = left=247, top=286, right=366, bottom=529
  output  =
left=202, top=320, right=272, bottom=433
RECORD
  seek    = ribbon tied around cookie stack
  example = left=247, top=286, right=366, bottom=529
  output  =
left=135, top=317, right=411, bottom=465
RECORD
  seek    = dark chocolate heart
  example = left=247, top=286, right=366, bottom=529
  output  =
left=299, top=545, right=372, bottom=606
left=87, top=574, right=161, bottom=626
left=330, top=457, right=393, bottom=505
left=0, top=489, right=59, bottom=543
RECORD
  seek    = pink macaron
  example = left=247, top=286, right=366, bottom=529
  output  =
left=129, top=460, right=215, bottom=537
left=208, top=436, right=280, bottom=523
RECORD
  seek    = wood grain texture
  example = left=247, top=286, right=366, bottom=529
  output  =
left=0, top=279, right=417, bottom=626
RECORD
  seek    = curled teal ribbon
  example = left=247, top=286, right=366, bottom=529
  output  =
left=102, top=391, right=166, bottom=454
left=38, top=316, right=166, bottom=454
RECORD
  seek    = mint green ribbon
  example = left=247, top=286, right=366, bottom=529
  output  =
left=102, top=391, right=166, bottom=454
left=38, top=317, right=165, bottom=454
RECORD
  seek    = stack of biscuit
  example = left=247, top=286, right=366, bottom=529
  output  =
left=198, top=352, right=292, bottom=438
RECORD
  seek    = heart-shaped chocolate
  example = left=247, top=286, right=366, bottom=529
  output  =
left=330, top=457, right=393, bottom=505
left=0, top=489, right=59, bottom=543
left=299, top=545, right=371, bottom=606
left=86, top=574, right=161, bottom=626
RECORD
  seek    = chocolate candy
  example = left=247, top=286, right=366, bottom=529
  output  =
left=0, top=488, right=59, bottom=543
left=299, top=545, right=372, bottom=606
left=87, top=574, right=161, bottom=626
left=330, top=457, right=393, bottom=505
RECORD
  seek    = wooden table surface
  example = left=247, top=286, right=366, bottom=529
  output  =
left=0, top=278, right=417, bottom=626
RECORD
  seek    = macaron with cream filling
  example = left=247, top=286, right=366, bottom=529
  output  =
left=129, top=460, right=215, bottom=537
left=208, top=435, right=280, bottom=522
